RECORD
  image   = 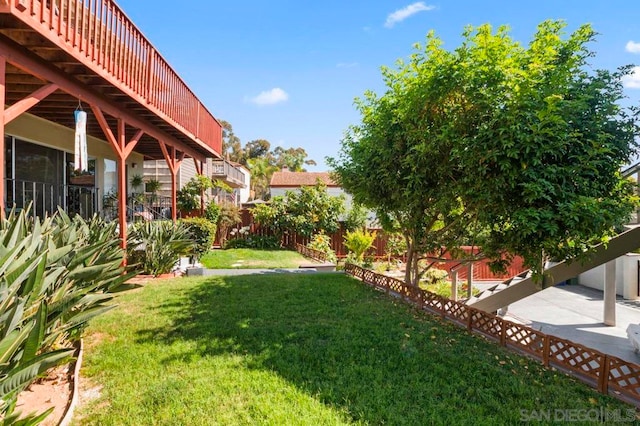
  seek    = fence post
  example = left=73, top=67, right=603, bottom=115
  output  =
left=500, top=318, right=507, bottom=346
left=543, top=335, right=550, bottom=367
left=466, top=307, right=473, bottom=332
left=598, top=355, right=610, bottom=394
left=467, top=263, right=473, bottom=298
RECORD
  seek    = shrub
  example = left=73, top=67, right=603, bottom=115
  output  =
left=385, top=232, right=407, bottom=268
left=204, top=202, right=221, bottom=223
left=181, top=217, right=217, bottom=260
left=127, top=221, right=192, bottom=275
left=0, top=209, right=133, bottom=423
left=225, top=235, right=281, bottom=250
left=344, top=228, right=377, bottom=263
left=307, top=233, right=337, bottom=263
left=177, top=175, right=214, bottom=212
left=217, top=202, right=242, bottom=247
left=343, top=203, right=369, bottom=232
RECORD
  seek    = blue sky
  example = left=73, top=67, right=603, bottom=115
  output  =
left=117, top=1, right=640, bottom=170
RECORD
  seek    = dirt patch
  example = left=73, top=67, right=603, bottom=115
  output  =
left=71, top=378, right=105, bottom=425
left=15, top=364, right=71, bottom=425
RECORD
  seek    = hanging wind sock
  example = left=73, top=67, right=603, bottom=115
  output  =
left=74, top=107, right=88, bottom=172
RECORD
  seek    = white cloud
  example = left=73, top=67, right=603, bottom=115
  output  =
left=337, top=62, right=359, bottom=68
left=626, top=40, right=640, bottom=54
left=248, top=88, right=289, bottom=105
left=622, top=66, right=640, bottom=89
left=385, top=2, right=434, bottom=28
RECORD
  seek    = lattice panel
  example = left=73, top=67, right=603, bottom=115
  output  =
left=470, top=309, right=502, bottom=340
left=443, top=300, right=470, bottom=324
left=388, top=279, right=404, bottom=294
left=548, top=337, right=603, bottom=381
left=371, top=274, right=386, bottom=289
left=504, top=322, right=545, bottom=357
left=608, top=357, right=640, bottom=399
left=422, top=292, right=445, bottom=314
left=342, top=265, right=640, bottom=407
left=362, top=270, right=376, bottom=284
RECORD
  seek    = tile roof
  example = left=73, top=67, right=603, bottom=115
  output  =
left=270, top=171, right=338, bottom=187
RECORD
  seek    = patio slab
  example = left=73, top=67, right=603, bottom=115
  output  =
left=503, top=284, right=640, bottom=364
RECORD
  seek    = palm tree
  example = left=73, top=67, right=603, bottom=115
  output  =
left=247, top=157, right=277, bottom=200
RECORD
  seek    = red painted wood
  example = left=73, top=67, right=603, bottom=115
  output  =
left=0, top=57, right=5, bottom=219
left=3, top=83, right=58, bottom=124
left=0, top=37, right=206, bottom=161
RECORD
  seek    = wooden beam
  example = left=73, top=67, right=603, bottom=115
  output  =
left=194, top=158, right=203, bottom=175
left=4, top=83, right=59, bottom=124
left=123, top=129, right=144, bottom=158
left=117, top=154, right=127, bottom=256
left=91, top=104, right=121, bottom=157
left=0, top=35, right=208, bottom=162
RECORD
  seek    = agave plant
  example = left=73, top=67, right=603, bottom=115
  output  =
left=127, top=220, right=193, bottom=276
left=0, top=208, right=134, bottom=424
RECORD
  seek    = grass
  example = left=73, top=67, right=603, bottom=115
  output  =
left=74, top=274, right=636, bottom=425
left=199, top=248, right=309, bottom=269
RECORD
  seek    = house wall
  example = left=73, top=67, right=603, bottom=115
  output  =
left=6, top=112, right=143, bottom=210
left=238, top=166, right=251, bottom=204
left=142, top=160, right=173, bottom=198
left=578, top=254, right=640, bottom=299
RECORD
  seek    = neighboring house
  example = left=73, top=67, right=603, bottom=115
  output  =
left=270, top=169, right=351, bottom=206
left=0, top=1, right=222, bottom=244
left=143, top=158, right=250, bottom=207
left=268, top=168, right=377, bottom=224
left=211, top=159, right=251, bottom=206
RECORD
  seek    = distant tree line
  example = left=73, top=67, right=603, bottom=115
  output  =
left=219, top=120, right=316, bottom=200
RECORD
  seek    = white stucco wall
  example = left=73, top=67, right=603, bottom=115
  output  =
left=578, top=254, right=640, bottom=300
left=238, top=166, right=251, bottom=203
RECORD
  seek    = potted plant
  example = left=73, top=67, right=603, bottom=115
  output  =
left=145, top=178, right=162, bottom=203
left=146, top=178, right=161, bottom=194
left=130, top=174, right=144, bottom=193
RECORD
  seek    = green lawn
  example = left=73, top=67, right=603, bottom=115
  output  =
left=74, top=274, right=634, bottom=425
left=199, top=248, right=309, bottom=269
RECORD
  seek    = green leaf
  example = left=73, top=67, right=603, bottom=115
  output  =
left=0, top=348, right=74, bottom=397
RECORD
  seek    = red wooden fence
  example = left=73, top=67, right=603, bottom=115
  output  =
left=226, top=209, right=527, bottom=281
left=344, top=263, right=640, bottom=408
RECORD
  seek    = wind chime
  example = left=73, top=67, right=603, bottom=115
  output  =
left=74, top=100, right=88, bottom=172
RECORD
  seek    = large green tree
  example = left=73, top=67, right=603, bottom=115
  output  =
left=273, top=146, right=317, bottom=171
left=252, top=181, right=345, bottom=238
left=246, top=156, right=278, bottom=200
left=329, top=21, right=638, bottom=287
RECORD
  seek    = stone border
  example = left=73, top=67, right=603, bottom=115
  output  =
left=59, top=339, right=83, bottom=426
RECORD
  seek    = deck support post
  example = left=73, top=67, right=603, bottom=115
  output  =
left=194, top=158, right=205, bottom=215
left=604, top=260, right=616, bottom=326
left=0, top=57, right=5, bottom=219
left=451, top=270, right=458, bottom=301
left=159, top=141, right=183, bottom=223
left=91, top=106, right=144, bottom=257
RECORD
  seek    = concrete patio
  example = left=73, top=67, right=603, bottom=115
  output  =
left=502, top=284, right=640, bottom=364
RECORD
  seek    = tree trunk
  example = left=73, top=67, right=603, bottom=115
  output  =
left=405, top=243, right=414, bottom=287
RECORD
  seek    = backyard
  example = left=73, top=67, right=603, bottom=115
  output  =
left=199, top=248, right=310, bottom=269
left=73, top=273, right=634, bottom=425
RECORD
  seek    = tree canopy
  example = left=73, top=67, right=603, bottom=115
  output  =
left=218, top=120, right=316, bottom=200
left=251, top=181, right=345, bottom=238
left=329, top=20, right=639, bottom=286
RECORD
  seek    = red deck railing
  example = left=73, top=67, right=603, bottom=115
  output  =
left=6, top=0, right=221, bottom=154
